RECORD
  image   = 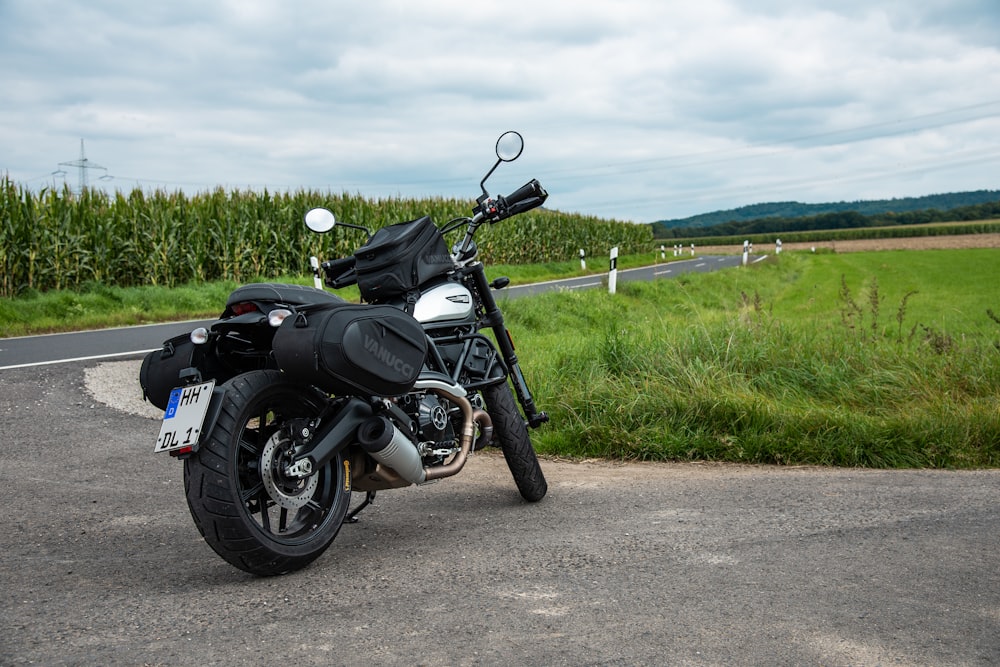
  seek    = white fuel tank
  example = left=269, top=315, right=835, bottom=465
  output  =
left=413, top=283, right=475, bottom=325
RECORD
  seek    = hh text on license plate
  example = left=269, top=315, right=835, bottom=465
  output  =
left=154, top=380, right=215, bottom=453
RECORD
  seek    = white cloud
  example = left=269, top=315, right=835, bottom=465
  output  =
left=1, top=0, right=998, bottom=221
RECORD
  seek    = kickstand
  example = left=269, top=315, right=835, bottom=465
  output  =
left=344, top=491, right=376, bottom=524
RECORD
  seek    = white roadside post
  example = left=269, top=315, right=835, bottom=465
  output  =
left=742, top=240, right=749, bottom=266
left=690, top=243, right=695, bottom=257
left=776, top=239, right=783, bottom=254
left=310, top=256, right=323, bottom=289
left=580, top=248, right=586, bottom=271
left=609, top=246, right=619, bottom=295
left=660, top=244, right=666, bottom=261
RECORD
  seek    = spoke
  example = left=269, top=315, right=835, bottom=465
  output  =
left=304, top=499, right=324, bottom=514
left=258, top=491, right=272, bottom=532
left=240, top=480, right=264, bottom=504
left=238, top=429, right=261, bottom=457
left=279, top=507, right=289, bottom=533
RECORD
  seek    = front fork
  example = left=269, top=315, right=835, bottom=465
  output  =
left=466, top=263, right=549, bottom=428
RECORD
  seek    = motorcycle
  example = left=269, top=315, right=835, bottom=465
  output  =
left=140, top=131, right=549, bottom=576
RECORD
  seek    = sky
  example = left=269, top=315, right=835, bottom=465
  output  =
left=1, top=0, right=998, bottom=223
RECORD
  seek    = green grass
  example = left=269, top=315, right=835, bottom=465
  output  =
left=0, top=251, right=682, bottom=337
left=503, top=249, right=1000, bottom=468
left=3, top=248, right=998, bottom=469
left=663, top=218, right=1000, bottom=247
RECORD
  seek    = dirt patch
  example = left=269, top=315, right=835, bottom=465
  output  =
left=696, top=232, right=1000, bottom=254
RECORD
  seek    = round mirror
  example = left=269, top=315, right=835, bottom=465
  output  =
left=495, top=131, right=524, bottom=162
left=304, top=207, right=336, bottom=233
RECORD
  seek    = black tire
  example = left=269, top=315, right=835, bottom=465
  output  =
left=482, top=381, right=547, bottom=502
left=184, top=370, right=351, bottom=576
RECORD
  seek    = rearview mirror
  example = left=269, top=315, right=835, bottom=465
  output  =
left=480, top=131, right=525, bottom=197
left=304, top=208, right=336, bottom=233
left=495, top=131, right=524, bottom=162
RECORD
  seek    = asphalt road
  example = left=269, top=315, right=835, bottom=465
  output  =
left=0, top=255, right=744, bottom=369
left=1, top=356, right=998, bottom=666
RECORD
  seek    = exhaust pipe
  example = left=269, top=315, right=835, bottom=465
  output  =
left=354, top=389, right=493, bottom=486
left=356, top=415, right=426, bottom=485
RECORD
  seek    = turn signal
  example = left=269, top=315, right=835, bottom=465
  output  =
left=268, top=309, right=293, bottom=327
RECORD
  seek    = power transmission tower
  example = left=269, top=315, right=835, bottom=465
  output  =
left=58, top=139, right=110, bottom=195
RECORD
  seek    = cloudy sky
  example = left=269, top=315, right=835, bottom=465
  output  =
left=1, top=0, right=998, bottom=222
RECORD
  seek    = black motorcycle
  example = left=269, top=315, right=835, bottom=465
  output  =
left=140, top=132, right=549, bottom=576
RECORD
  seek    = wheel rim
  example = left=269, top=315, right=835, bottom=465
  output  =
left=232, top=389, right=345, bottom=546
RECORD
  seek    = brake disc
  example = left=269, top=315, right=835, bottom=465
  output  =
left=260, top=433, right=318, bottom=510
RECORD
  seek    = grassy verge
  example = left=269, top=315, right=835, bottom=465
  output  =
left=661, top=218, right=1000, bottom=247
left=0, top=251, right=676, bottom=337
left=3, top=249, right=997, bottom=469
left=505, top=249, right=1000, bottom=468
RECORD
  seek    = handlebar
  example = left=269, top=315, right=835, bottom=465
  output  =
left=320, top=178, right=548, bottom=285
left=475, top=179, right=548, bottom=224
left=505, top=179, right=547, bottom=210
left=320, top=256, right=357, bottom=288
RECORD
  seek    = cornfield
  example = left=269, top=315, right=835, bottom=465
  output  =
left=0, top=175, right=651, bottom=298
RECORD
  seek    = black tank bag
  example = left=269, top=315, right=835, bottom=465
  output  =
left=354, top=216, right=453, bottom=307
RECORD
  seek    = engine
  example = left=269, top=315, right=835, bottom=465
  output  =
left=397, top=392, right=460, bottom=463
left=351, top=384, right=491, bottom=492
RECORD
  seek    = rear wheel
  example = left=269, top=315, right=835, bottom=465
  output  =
left=482, top=381, right=547, bottom=502
left=184, top=370, right=351, bottom=576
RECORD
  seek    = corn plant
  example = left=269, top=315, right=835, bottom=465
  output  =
left=0, top=175, right=652, bottom=297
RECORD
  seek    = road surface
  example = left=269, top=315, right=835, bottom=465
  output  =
left=0, top=343, right=997, bottom=666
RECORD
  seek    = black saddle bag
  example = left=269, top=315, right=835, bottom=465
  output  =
left=272, top=303, right=427, bottom=397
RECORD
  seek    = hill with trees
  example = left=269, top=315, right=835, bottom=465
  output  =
left=651, top=190, right=1000, bottom=239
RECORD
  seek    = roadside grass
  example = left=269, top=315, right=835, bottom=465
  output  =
left=504, top=250, right=1000, bottom=468
left=0, top=251, right=680, bottom=337
left=0, top=280, right=241, bottom=337
left=3, top=248, right=998, bottom=469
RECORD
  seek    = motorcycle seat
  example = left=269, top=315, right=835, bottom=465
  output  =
left=226, top=282, right=345, bottom=308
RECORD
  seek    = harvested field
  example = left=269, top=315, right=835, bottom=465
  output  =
left=697, top=232, right=1000, bottom=254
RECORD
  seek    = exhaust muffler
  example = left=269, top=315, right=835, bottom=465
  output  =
left=356, top=415, right=427, bottom=485
left=354, top=387, right=491, bottom=487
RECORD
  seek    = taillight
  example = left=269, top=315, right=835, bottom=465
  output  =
left=230, top=302, right=259, bottom=316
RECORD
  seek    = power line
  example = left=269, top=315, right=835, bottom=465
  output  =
left=57, top=139, right=111, bottom=195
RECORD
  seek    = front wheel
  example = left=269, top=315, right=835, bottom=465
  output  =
left=482, top=381, right=547, bottom=502
left=184, top=370, right=352, bottom=575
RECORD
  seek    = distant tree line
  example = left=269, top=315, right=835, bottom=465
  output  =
left=653, top=198, right=1000, bottom=240
left=651, top=189, right=1000, bottom=236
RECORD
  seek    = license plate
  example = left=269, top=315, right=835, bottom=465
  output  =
left=154, top=380, right=216, bottom=453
